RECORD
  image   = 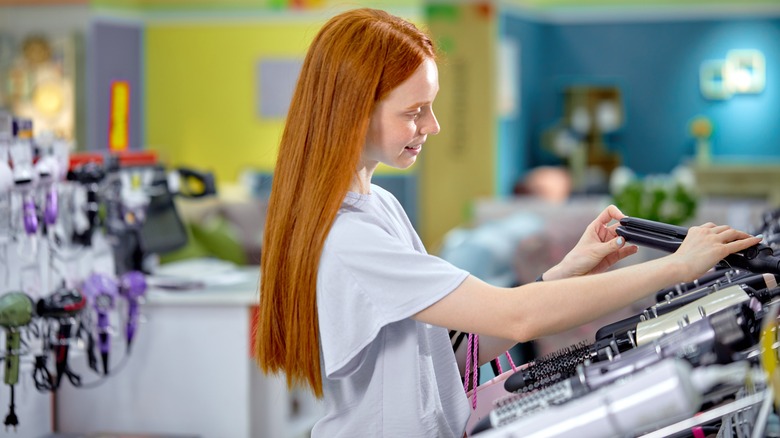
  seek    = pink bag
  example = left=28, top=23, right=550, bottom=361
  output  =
left=463, top=334, right=525, bottom=436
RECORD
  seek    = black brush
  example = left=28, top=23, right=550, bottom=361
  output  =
left=504, top=341, right=592, bottom=393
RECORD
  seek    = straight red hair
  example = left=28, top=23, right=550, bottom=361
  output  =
left=255, top=9, right=437, bottom=397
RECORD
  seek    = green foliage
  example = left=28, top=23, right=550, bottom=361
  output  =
left=612, top=180, right=697, bottom=225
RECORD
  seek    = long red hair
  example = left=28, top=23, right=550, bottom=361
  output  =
left=256, top=9, right=437, bottom=397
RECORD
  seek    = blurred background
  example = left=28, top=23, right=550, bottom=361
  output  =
left=1, top=0, right=780, bottom=436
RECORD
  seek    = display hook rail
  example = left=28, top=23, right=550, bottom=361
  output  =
left=638, top=388, right=771, bottom=438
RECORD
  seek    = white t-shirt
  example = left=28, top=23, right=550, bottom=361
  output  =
left=313, top=184, right=471, bottom=437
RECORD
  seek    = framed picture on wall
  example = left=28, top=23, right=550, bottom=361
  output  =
left=0, top=33, right=80, bottom=140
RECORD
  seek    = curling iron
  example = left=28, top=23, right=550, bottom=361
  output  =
left=653, top=267, right=751, bottom=303
left=595, top=272, right=777, bottom=343
left=579, top=303, right=756, bottom=392
left=503, top=301, right=756, bottom=395
left=634, top=284, right=755, bottom=346
left=504, top=284, right=775, bottom=394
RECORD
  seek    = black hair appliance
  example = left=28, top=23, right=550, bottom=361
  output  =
left=477, top=358, right=751, bottom=437
left=506, top=283, right=779, bottom=394
left=653, top=267, right=746, bottom=303
left=595, top=272, right=777, bottom=342
left=66, top=162, right=105, bottom=247
left=480, top=304, right=757, bottom=434
left=616, top=216, right=780, bottom=274
left=37, top=287, right=87, bottom=388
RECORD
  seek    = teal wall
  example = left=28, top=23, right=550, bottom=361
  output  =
left=501, top=11, right=780, bottom=188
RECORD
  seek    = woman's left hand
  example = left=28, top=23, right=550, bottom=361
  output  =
left=542, top=205, right=638, bottom=280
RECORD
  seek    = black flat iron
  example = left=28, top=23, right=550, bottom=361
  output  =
left=616, top=217, right=780, bottom=274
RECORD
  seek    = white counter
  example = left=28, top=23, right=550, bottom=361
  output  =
left=56, top=261, right=322, bottom=438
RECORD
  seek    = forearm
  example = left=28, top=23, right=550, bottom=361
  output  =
left=416, top=255, right=686, bottom=343
left=416, top=216, right=760, bottom=345
left=508, top=254, right=685, bottom=341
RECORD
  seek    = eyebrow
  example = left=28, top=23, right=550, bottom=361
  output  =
left=404, top=102, right=431, bottom=111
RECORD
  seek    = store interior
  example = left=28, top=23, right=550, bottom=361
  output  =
left=1, top=0, right=780, bottom=437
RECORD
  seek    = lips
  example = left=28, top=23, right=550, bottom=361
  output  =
left=405, top=145, right=422, bottom=150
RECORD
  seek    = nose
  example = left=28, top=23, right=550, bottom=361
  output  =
left=420, top=110, right=440, bottom=136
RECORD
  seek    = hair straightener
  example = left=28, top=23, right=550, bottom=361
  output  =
left=616, top=217, right=780, bottom=274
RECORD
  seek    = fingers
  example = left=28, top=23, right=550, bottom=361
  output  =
left=601, top=235, right=627, bottom=255
left=691, top=224, right=757, bottom=242
left=710, top=225, right=730, bottom=234
left=723, top=235, right=763, bottom=254
left=687, top=223, right=762, bottom=257
left=717, top=228, right=756, bottom=242
left=606, top=204, right=626, bottom=219
left=594, top=205, right=626, bottom=227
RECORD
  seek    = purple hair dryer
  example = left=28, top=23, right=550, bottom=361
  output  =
left=22, top=195, right=37, bottom=235
left=119, top=271, right=147, bottom=352
left=81, top=273, right=118, bottom=375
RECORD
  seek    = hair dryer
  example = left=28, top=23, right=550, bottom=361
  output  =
left=81, top=273, right=118, bottom=375
left=37, top=287, right=87, bottom=388
left=119, top=271, right=147, bottom=352
left=0, top=292, right=34, bottom=428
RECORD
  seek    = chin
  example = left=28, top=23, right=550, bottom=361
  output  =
left=382, top=157, right=416, bottom=170
left=397, top=159, right=417, bottom=169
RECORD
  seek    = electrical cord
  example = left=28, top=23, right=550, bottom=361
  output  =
left=32, top=355, right=53, bottom=391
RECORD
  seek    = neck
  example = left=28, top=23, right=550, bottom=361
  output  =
left=350, top=161, right=377, bottom=194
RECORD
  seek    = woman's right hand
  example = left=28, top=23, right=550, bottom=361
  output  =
left=671, top=223, right=762, bottom=282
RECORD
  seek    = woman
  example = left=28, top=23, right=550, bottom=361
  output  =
left=255, top=8, right=760, bottom=437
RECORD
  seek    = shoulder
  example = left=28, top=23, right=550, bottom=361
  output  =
left=370, top=184, right=404, bottom=210
left=370, top=183, right=393, bottom=198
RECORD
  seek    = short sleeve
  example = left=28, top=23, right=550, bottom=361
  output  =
left=317, top=215, right=468, bottom=378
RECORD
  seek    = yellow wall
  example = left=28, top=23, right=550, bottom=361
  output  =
left=93, top=0, right=420, bottom=10
left=145, top=19, right=324, bottom=183
left=420, top=3, right=497, bottom=249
